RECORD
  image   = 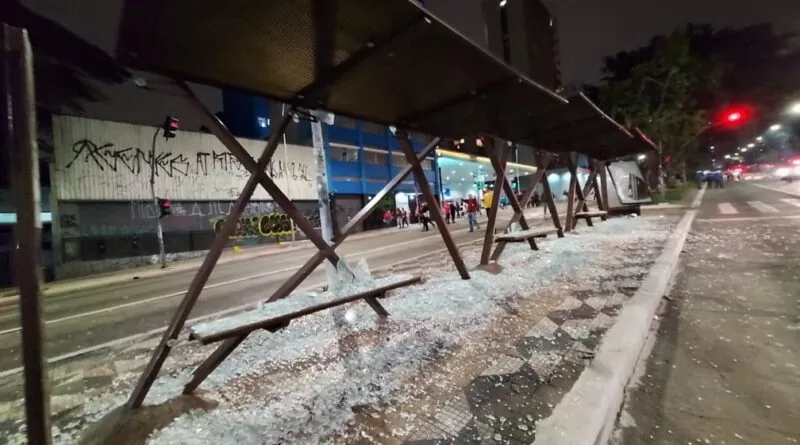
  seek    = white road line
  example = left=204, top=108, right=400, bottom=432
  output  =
left=781, top=198, right=800, bottom=208
left=747, top=201, right=779, bottom=213
left=696, top=215, right=800, bottom=223
left=0, top=230, right=471, bottom=337
left=717, top=202, right=738, bottom=214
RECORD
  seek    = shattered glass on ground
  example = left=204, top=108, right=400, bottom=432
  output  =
left=0, top=215, right=679, bottom=445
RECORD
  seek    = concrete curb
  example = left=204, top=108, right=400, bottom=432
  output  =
left=533, top=200, right=702, bottom=444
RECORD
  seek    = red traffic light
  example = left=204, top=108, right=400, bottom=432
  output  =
left=163, top=116, right=179, bottom=139
left=716, top=105, right=753, bottom=129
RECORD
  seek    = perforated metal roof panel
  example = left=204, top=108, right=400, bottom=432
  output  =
left=115, top=0, right=567, bottom=140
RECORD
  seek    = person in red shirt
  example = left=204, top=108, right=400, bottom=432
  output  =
left=465, top=195, right=480, bottom=232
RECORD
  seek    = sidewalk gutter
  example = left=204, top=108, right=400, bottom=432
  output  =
left=533, top=187, right=705, bottom=445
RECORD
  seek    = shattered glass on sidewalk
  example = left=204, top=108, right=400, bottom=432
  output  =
left=0, top=215, right=680, bottom=445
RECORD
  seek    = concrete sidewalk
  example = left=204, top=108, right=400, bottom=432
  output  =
left=0, top=205, right=567, bottom=301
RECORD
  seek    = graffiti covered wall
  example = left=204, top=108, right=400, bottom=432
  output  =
left=52, top=115, right=317, bottom=201
left=56, top=199, right=321, bottom=278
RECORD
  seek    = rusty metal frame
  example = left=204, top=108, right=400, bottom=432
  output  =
left=126, top=101, right=296, bottom=408
left=2, top=23, right=52, bottom=445
left=600, top=160, right=610, bottom=211
left=479, top=138, right=511, bottom=265
left=182, top=275, right=418, bottom=394
left=488, top=150, right=564, bottom=261
left=264, top=136, right=443, bottom=303
left=129, top=120, right=446, bottom=407
left=565, top=155, right=608, bottom=231
left=396, top=132, right=470, bottom=279
left=536, top=151, right=565, bottom=237
left=564, top=152, right=581, bottom=232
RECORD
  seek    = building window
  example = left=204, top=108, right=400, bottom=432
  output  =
left=364, top=150, right=388, bottom=165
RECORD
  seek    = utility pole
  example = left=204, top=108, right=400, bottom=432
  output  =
left=150, top=127, right=167, bottom=268
left=309, top=110, right=337, bottom=285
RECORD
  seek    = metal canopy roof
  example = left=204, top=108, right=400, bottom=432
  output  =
left=517, top=93, right=657, bottom=160
left=115, top=0, right=567, bottom=140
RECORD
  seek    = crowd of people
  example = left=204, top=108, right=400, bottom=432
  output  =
left=379, top=189, right=557, bottom=234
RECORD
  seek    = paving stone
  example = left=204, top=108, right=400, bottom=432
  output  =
left=516, top=329, right=574, bottom=358
left=463, top=365, right=541, bottom=444
left=480, top=356, right=526, bottom=377
left=567, top=303, right=598, bottom=320
left=524, top=317, right=559, bottom=339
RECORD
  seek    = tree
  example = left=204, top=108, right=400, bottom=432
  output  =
left=598, top=28, right=719, bottom=188
left=598, top=23, right=800, bottom=184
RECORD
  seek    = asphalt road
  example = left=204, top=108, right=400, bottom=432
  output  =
left=618, top=180, right=800, bottom=444
left=0, top=209, right=559, bottom=373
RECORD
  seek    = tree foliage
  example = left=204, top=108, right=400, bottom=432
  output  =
left=598, top=22, right=800, bottom=174
left=599, top=27, right=718, bottom=177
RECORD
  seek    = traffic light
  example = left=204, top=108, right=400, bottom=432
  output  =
left=163, top=116, right=179, bottom=139
left=158, top=198, right=172, bottom=218
left=726, top=111, right=742, bottom=122
left=716, top=105, right=752, bottom=129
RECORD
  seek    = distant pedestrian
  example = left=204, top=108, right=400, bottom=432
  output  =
left=419, top=203, right=431, bottom=232
left=466, top=195, right=480, bottom=232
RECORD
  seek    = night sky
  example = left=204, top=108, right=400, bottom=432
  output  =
left=428, top=0, right=800, bottom=84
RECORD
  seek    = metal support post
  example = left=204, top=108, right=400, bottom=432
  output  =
left=264, top=138, right=441, bottom=303
left=537, top=151, right=564, bottom=237
left=479, top=138, right=510, bottom=265
left=2, top=23, right=52, bottom=445
left=310, top=111, right=336, bottom=285
left=126, top=111, right=293, bottom=409
left=564, top=152, right=578, bottom=232
left=396, top=133, right=469, bottom=279
left=600, top=160, right=610, bottom=211
left=487, top=144, right=540, bottom=261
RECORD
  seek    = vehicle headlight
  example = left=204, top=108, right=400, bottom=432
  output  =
left=776, top=167, right=790, bottom=177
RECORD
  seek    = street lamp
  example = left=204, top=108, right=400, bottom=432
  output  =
left=770, top=124, right=782, bottom=131
left=789, top=102, right=800, bottom=115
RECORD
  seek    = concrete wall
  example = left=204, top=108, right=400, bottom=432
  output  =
left=52, top=115, right=318, bottom=201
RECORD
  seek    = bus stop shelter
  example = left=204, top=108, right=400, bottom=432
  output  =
left=113, top=0, right=575, bottom=410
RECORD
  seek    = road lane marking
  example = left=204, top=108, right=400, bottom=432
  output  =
left=718, top=203, right=738, bottom=214
left=747, top=201, right=779, bottom=213
left=697, top=215, right=800, bottom=223
left=0, top=226, right=489, bottom=336
left=781, top=198, right=800, bottom=208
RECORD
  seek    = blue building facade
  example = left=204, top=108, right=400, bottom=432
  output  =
left=221, top=91, right=440, bottom=233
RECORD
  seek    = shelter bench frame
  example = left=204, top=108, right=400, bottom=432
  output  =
left=182, top=275, right=422, bottom=394
left=125, top=83, right=470, bottom=409
left=479, top=141, right=564, bottom=265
